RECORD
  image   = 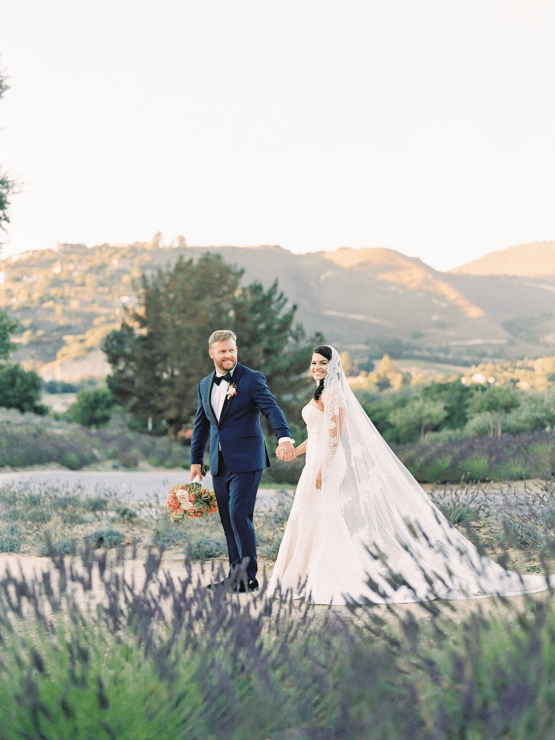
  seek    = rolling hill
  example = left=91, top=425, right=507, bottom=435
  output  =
left=1, top=240, right=554, bottom=380
left=452, top=240, right=555, bottom=277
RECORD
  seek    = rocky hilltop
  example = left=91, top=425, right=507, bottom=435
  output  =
left=1, top=240, right=554, bottom=380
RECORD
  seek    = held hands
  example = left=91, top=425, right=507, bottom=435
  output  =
left=275, top=440, right=295, bottom=462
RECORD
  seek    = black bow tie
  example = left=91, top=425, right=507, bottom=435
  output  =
left=214, top=372, right=233, bottom=386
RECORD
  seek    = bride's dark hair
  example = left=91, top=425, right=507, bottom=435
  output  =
left=313, top=345, right=333, bottom=402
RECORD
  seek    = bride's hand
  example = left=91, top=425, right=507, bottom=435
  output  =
left=315, top=469, right=322, bottom=490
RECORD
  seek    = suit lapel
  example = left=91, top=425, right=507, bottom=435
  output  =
left=218, top=364, right=244, bottom=425
left=203, top=374, right=218, bottom=425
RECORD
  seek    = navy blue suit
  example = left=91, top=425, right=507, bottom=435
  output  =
left=190, top=362, right=292, bottom=579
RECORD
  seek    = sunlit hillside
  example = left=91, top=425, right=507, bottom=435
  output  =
left=1, top=240, right=555, bottom=380
left=452, top=240, right=555, bottom=276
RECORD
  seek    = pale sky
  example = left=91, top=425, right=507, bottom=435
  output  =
left=1, top=0, right=554, bottom=272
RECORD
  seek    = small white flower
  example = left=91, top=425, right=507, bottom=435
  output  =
left=176, top=492, right=195, bottom=511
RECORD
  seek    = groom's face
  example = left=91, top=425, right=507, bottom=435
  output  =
left=209, top=339, right=238, bottom=374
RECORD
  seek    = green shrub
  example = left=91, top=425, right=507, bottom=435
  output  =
left=396, top=432, right=555, bottom=484
left=151, top=514, right=188, bottom=548
left=0, top=363, right=47, bottom=415
left=115, top=506, right=137, bottom=522
left=255, top=497, right=293, bottom=560
left=37, top=536, right=75, bottom=556
left=265, top=457, right=304, bottom=485
left=460, top=455, right=489, bottom=481
left=84, top=495, right=109, bottom=512
left=0, top=412, right=188, bottom=469
left=51, top=493, right=82, bottom=510
left=187, top=533, right=226, bottom=559
left=26, top=492, right=42, bottom=507
left=423, top=456, right=451, bottom=482
left=26, top=506, right=52, bottom=523
left=0, top=609, right=202, bottom=739
left=60, top=509, right=88, bottom=524
left=119, top=452, right=138, bottom=468
left=490, top=462, right=528, bottom=481
left=91, top=529, right=123, bottom=548
left=0, top=532, right=20, bottom=552
left=60, top=451, right=82, bottom=470
left=67, top=387, right=116, bottom=427
left=259, top=537, right=281, bottom=560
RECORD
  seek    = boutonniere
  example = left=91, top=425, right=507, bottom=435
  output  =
left=226, top=383, right=238, bottom=399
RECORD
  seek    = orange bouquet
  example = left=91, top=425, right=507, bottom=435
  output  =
left=166, top=480, right=218, bottom=522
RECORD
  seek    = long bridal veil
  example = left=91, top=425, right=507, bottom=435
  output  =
left=308, top=347, right=554, bottom=603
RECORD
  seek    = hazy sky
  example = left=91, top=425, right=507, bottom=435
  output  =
left=1, top=1, right=554, bottom=271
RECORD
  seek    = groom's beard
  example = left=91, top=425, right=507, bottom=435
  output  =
left=214, top=361, right=237, bottom=374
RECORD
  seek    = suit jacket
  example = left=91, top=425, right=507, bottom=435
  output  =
left=190, top=363, right=292, bottom=475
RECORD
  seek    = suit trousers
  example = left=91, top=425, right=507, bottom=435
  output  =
left=212, top=452, right=263, bottom=580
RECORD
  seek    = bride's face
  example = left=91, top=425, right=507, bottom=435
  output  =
left=310, top=353, right=329, bottom=382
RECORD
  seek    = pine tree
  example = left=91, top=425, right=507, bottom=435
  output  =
left=103, top=253, right=321, bottom=436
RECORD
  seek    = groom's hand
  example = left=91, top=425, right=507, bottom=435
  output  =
left=190, top=464, right=203, bottom=481
left=277, top=441, right=295, bottom=462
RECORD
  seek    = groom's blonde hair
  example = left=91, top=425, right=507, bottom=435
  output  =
left=208, top=330, right=237, bottom=347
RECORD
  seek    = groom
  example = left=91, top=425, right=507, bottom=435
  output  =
left=190, top=330, right=295, bottom=592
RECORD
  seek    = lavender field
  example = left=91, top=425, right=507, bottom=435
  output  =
left=395, top=430, right=555, bottom=484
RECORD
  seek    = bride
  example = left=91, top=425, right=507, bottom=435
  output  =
left=269, top=345, right=555, bottom=605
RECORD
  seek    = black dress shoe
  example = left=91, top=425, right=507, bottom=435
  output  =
left=206, top=579, right=229, bottom=590
left=232, top=578, right=259, bottom=593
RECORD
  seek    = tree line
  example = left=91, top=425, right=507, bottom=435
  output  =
left=358, top=378, right=555, bottom=445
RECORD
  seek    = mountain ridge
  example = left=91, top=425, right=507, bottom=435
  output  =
left=452, top=240, right=555, bottom=277
left=1, top=240, right=554, bottom=380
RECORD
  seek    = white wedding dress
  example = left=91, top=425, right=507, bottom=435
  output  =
left=268, top=348, right=555, bottom=605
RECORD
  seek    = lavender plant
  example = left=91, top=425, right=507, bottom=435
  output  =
left=396, top=430, right=555, bottom=483
left=0, top=408, right=188, bottom=469
left=0, top=539, right=554, bottom=739
left=0, top=522, right=21, bottom=552
left=90, top=529, right=123, bottom=548
left=256, top=494, right=294, bottom=560
left=486, top=479, right=555, bottom=551
left=151, top=492, right=293, bottom=563
left=430, top=484, right=483, bottom=526
left=0, top=479, right=134, bottom=555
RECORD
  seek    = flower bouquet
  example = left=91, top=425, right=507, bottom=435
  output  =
left=166, top=467, right=217, bottom=522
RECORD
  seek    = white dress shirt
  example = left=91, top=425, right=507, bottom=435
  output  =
left=210, top=365, right=293, bottom=444
left=211, top=368, right=233, bottom=420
